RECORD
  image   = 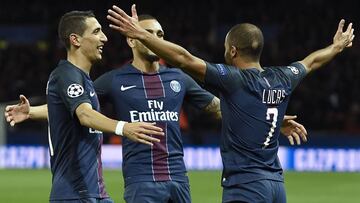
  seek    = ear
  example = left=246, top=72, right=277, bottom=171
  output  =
left=126, top=37, right=136, bottom=48
left=69, top=33, right=81, bottom=47
left=230, top=46, right=237, bottom=58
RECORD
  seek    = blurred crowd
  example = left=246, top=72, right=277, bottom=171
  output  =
left=1, top=0, right=359, bottom=145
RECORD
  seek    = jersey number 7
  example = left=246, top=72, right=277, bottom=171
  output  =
left=263, top=108, right=278, bottom=148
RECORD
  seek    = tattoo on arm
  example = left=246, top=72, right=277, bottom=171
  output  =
left=204, top=97, right=221, bottom=119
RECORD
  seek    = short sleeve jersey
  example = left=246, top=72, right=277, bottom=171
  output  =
left=46, top=60, right=108, bottom=200
left=204, top=62, right=307, bottom=186
left=94, top=64, right=214, bottom=186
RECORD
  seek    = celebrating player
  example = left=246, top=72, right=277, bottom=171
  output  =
left=5, top=10, right=164, bottom=203
left=106, top=4, right=354, bottom=203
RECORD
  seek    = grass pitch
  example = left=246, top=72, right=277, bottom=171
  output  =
left=0, top=169, right=359, bottom=203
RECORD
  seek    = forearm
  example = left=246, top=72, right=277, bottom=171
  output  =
left=139, top=32, right=206, bottom=81
left=76, top=105, right=120, bottom=134
left=29, top=104, right=48, bottom=120
left=301, top=44, right=342, bottom=72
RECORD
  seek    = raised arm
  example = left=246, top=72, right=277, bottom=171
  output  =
left=107, top=5, right=207, bottom=82
left=4, top=95, right=48, bottom=126
left=300, top=19, right=354, bottom=73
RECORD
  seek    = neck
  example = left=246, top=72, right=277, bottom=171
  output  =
left=67, top=51, right=92, bottom=74
left=132, top=55, right=159, bottom=73
left=234, top=59, right=263, bottom=71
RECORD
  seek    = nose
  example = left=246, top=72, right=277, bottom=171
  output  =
left=100, top=31, right=108, bottom=43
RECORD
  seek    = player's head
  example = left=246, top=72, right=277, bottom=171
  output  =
left=58, top=11, right=108, bottom=62
left=127, top=14, right=164, bottom=62
left=224, top=23, right=263, bottom=66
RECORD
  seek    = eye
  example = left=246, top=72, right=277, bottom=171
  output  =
left=145, top=29, right=154, bottom=34
left=157, top=32, right=164, bottom=38
left=93, top=28, right=100, bottom=34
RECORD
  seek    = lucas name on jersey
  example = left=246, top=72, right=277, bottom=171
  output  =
left=129, top=100, right=179, bottom=122
left=262, top=89, right=286, bottom=105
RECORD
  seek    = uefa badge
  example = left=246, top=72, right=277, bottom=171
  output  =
left=67, top=84, right=84, bottom=98
left=287, top=66, right=299, bottom=75
left=170, top=80, right=181, bottom=93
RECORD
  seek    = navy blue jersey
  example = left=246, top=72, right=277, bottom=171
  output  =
left=204, top=62, right=307, bottom=186
left=94, top=64, right=214, bottom=186
left=47, top=60, right=108, bottom=200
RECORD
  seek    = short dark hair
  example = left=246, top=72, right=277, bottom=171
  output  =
left=58, top=10, right=95, bottom=50
left=138, top=14, right=157, bottom=22
left=227, top=23, right=264, bottom=62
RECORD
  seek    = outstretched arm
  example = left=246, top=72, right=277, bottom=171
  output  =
left=107, top=5, right=207, bottom=82
left=5, top=95, right=163, bottom=146
left=300, top=19, right=354, bottom=73
left=4, top=95, right=48, bottom=126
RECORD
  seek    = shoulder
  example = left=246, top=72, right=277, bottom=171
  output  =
left=159, top=66, right=183, bottom=74
left=206, top=62, right=240, bottom=75
left=97, top=68, right=119, bottom=79
left=112, top=63, right=140, bottom=77
left=268, top=62, right=306, bottom=77
left=159, top=66, right=186, bottom=80
left=96, top=64, right=130, bottom=80
left=52, top=61, right=83, bottom=79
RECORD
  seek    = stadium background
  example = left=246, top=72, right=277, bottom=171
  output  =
left=0, top=0, right=359, bottom=202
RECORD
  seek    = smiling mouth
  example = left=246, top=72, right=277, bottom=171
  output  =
left=97, top=45, right=104, bottom=54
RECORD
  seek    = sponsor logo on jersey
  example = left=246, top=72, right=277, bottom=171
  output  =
left=170, top=80, right=181, bottom=93
left=67, top=84, right=84, bottom=98
left=129, top=100, right=179, bottom=122
left=121, top=85, right=136, bottom=91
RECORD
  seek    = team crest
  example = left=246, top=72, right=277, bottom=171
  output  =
left=170, top=80, right=181, bottom=93
left=287, top=66, right=299, bottom=75
left=67, top=84, right=84, bottom=98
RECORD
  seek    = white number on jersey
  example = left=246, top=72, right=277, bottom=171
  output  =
left=263, top=107, right=278, bottom=148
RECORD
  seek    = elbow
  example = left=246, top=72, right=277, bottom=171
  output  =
left=299, top=60, right=313, bottom=73
left=305, top=61, right=321, bottom=72
left=76, top=110, right=91, bottom=127
left=78, top=117, right=89, bottom=127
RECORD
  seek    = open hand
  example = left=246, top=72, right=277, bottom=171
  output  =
left=107, top=4, right=145, bottom=39
left=333, top=19, right=355, bottom=52
left=123, top=122, right=164, bottom=146
left=280, top=115, right=307, bottom=145
left=4, top=95, right=30, bottom=126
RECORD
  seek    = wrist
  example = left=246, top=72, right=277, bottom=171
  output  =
left=139, top=29, right=151, bottom=41
left=331, top=43, right=343, bottom=54
left=28, top=107, right=34, bottom=119
left=115, top=121, right=127, bottom=136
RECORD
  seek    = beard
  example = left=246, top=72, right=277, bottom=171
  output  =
left=137, top=42, right=160, bottom=62
left=144, top=53, right=160, bottom=62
